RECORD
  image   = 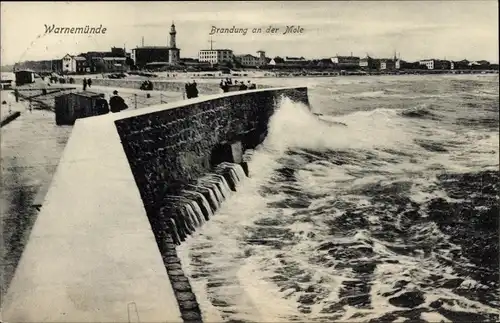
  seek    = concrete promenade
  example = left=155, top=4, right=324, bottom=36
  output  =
left=1, top=112, right=183, bottom=322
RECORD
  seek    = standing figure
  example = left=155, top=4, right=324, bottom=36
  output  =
left=82, top=78, right=87, bottom=91
left=191, top=80, right=198, bottom=98
left=95, top=93, right=109, bottom=115
left=87, top=78, right=92, bottom=88
left=109, top=90, right=128, bottom=113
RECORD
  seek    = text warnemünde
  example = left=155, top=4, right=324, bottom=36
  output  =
left=44, top=24, right=107, bottom=34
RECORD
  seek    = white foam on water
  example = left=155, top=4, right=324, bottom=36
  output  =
left=177, top=94, right=499, bottom=321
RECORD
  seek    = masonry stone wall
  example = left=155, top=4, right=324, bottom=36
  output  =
left=115, top=87, right=309, bottom=217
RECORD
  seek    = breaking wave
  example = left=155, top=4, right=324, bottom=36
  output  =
left=177, top=76, right=499, bottom=323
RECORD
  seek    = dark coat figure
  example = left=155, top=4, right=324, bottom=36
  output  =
left=14, top=89, right=19, bottom=102
left=186, top=81, right=199, bottom=99
left=220, top=80, right=229, bottom=93
left=87, top=78, right=92, bottom=88
left=140, top=80, right=153, bottom=90
left=239, top=82, right=247, bottom=90
left=109, top=90, right=128, bottom=113
left=96, top=94, right=109, bottom=115
left=82, top=78, right=87, bottom=91
left=192, top=81, right=198, bottom=98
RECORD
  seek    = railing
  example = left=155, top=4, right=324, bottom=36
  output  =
left=118, top=92, right=185, bottom=110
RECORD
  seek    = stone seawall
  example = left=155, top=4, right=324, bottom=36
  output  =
left=90, top=78, right=272, bottom=95
left=115, top=87, right=309, bottom=218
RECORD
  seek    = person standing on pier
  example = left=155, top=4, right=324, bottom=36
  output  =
left=192, top=80, right=198, bottom=98
left=185, top=82, right=190, bottom=99
left=87, top=78, right=92, bottom=88
left=82, top=78, right=87, bottom=91
left=109, top=90, right=128, bottom=113
left=95, top=93, right=109, bottom=115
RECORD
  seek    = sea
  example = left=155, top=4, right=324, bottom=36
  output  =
left=177, top=74, right=500, bottom=323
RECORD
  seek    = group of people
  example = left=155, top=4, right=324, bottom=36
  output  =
left=185, top=80, right=199, bottom=99
left=140, top=80, right=154, bottom=91
left=220, top=78, right=256, bottom=92
left=82, top=78, right=93, bottom=91
left=95, top=90, right=128, bottom=115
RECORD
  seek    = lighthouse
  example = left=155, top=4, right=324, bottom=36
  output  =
left=169, top=22, right=176, bottom=48
left=168, top=22, right=180, bottom=64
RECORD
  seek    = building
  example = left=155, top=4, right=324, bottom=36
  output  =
left=396, top=60, right=420, bottom=69
left=283, top=56, right=307, bottom=64
left=359, top=56, right=379, bottom=69
left=131, top=22, right=181, bottom=68
left=467, top=60, right=491, bottom=69
left=55, top=91, right=103, bottom=125
left=419, top=59, right=451, bottom=70
left=268, top=57, right=285, bottom=66
left=13, top=60, right=53, bottom=73
left=15, top=70, right=35, bottom=86
left=62, top=54, right=75, bottom=73
left=379, top=59, right=396, bottom=70
left=179, top=58, right=211, bottom=70
left=60, top=54, right=87, bottom=73
left=256, top=50, right=268, bottom=66
left=103, top=57, right=127, bottom=72
left=268, top=56, right=309, bottom=68
left=198, top=49, right=233, bottom=64
left=317, top=58, right=335, bottom=69
left=331, top=55, right=360, bottom=68
left=111, top=47, right=126, bottom=57
left=74, top=56, right=87, bottom=73
left=132, top=47, right=170, bottom=68
left=235, top=54, right=259, bottom=67
left=51, top=59, right=63, bottom=73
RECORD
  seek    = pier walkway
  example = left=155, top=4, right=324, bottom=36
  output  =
left=1, top=111, right=183, bottom=322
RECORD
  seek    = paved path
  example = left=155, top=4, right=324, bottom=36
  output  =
left=1, top=112, right=183, bottom=322
left=1, top=91, right=73, bottom=299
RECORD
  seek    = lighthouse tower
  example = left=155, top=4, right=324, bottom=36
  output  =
left=169, top=22, right=176, bottom=48
left=168, top=21, right=180, bottom=64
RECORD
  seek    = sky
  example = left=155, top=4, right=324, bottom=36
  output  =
left=1, top=1, right=498, bottom=65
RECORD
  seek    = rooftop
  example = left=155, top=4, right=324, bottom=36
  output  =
left=103, top=57, right=127, bottom=61
left=333, top=55, right=360, bottom=59
left=200, top=49, right=233, bottom=52
left=133, top=46, right=171, bottom=50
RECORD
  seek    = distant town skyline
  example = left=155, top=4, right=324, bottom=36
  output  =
left=1, top=1, right=498, bottom=66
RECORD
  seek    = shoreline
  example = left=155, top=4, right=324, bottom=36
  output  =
left=51, top=69, right=500, bottom=82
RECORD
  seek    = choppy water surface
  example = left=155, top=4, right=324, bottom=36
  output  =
left=177, top=75, right=499, bottom=322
